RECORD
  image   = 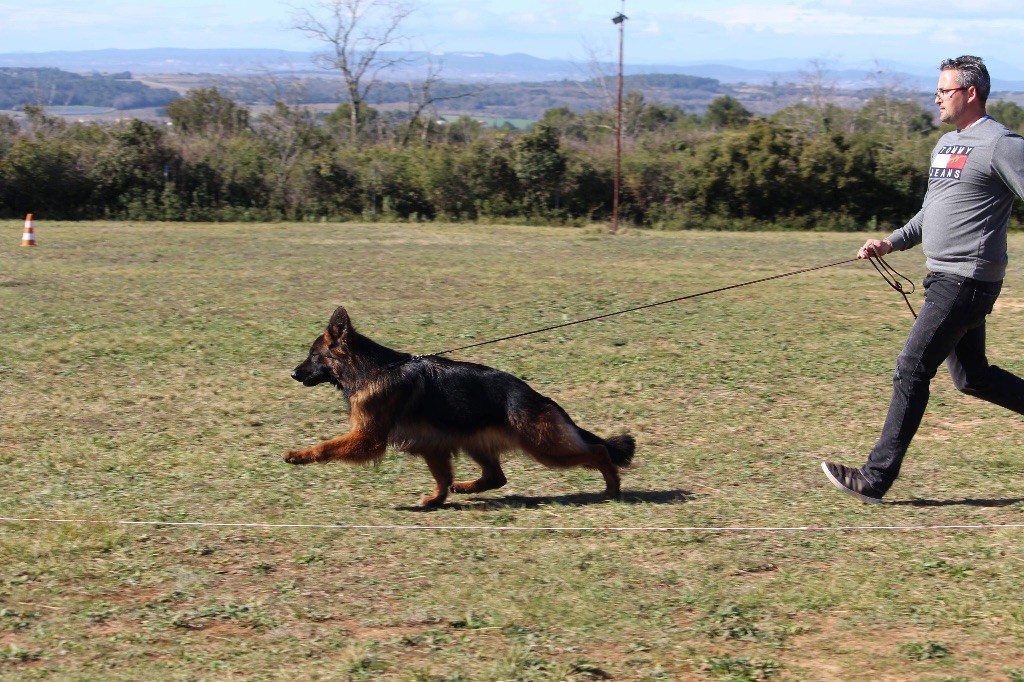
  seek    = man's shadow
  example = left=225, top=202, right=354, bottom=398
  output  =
left=398, top=488, right=694, bottom=512
left=888, top=496, right=1024, bottom=508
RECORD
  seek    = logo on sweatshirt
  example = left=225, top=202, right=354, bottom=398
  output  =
left=930, top=145, right=974, bottom=179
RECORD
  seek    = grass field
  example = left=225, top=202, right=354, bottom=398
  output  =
left=2, top=221, right=1024, bottom=681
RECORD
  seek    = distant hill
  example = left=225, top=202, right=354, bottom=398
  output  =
left=4, top=47, right=1023, bottom=91
left=0, top=67, right=179, bottom=110
left=0, top=49, right=311, bottom=76
left=3, top=52, right=1022, bottom=124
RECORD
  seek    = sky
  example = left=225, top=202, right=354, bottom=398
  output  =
left=3, top=0, right=1024, bottom=75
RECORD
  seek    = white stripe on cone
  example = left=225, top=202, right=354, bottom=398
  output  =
left=21, top=213, right=35, bottom=246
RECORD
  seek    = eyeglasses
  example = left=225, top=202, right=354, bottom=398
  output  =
left=935, top=87, right=966, bottom=99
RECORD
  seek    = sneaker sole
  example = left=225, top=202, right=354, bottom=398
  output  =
left=821, top=462, right=883, bottom=505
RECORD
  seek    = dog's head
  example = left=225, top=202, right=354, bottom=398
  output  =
left=291, top=306, right=355, bottom=388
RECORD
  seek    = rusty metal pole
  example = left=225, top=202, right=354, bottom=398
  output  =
left=612, top=8, right=627, bottom=234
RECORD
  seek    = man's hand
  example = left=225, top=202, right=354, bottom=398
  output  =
left=858, top=238, right=892, bottom=260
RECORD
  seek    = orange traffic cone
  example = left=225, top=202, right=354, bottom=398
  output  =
left=21, top=214, right=36, bottom=246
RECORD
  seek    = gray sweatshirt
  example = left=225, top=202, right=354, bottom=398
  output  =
left=887, top=116, right=1024, bottom=282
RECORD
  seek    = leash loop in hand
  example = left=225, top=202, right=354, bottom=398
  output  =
left=868, top=254, right=917, bottom=319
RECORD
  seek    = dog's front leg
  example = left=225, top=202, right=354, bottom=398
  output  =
left=284, top=430, right=387, bottom=465
left=418, top=451, right=454, bottom=508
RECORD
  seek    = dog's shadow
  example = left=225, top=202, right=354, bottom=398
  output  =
left=888, top=496, right=1024, bottom=508
left=397, top=488, right=695, bottom=512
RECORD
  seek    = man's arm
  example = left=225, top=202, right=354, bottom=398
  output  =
left=992, top=133, right=1024, bottom=201
left=887, top=209, right=924, bottom=252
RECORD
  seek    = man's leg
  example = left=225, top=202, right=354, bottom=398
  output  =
left=860, top=274, right=976, bottom=494
left=947, top=284, right=1024, bottom=415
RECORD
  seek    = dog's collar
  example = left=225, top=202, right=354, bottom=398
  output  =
left=382, top=354, right=423, bottom=371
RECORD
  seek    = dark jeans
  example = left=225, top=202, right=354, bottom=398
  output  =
left=862, top=271, right=1024, bottom=493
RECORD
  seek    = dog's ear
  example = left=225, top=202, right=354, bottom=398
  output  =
left=325, top=306, right=351, bottom=346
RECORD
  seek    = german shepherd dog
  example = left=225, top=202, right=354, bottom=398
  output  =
left=285, top=306, right=635, bottom=507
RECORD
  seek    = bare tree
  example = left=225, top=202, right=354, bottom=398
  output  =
left=571, top=43, right=617, bottom=134
left=801, top=58, right=837, bottom=111
left=292, top=0, right=417, bottom=139
left=257, top=101, right=322, bottom=209
left=860, top=61, right=922, bottom=141
left=399, top=54, right=481, bottom=146
left=867, top=59, right=911, bottom=99
left=799, top=57, right=839, bottom=133
left=574, top=43, right=616, bottom=104
left=252, top=65, right=315, bottom=108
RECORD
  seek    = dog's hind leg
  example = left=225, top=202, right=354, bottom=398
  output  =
left=592, top=454, right=622, bottom=498
left=534, top=441, right=621, bottom=498
left=417, top=450, right=454, bottom=508
left=513, top=406, right=622, bottom=498
left=451, top=449, right=507, bottom=495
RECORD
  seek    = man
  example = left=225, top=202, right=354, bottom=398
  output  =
left=822, top=55, right=1024, bottom=503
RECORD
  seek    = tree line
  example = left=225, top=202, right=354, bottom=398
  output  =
left=0, top=68, right=179, bottom=110
left=1, top=88, right=1022, bottom=230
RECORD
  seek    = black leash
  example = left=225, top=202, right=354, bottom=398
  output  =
left=431, top=254, right=920, bottom=357
left=432, top=257, right=862, bottom=356
left=867, top=254, right=918, bottom=318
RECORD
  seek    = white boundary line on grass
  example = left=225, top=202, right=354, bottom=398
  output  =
left=2, top=517, right=1024, bottom=533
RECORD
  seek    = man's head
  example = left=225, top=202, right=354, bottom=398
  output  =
left=936, top=55, right=989, bottom=128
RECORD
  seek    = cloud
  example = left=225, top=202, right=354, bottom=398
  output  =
left=678, top=1, right=1024, bottom=45
left=686, top=4, right=928, bottom=36
left=0, top=0, right=297, bottom=51
left=813, top=0, right=1022, bottom=18
left=0, top=3, right=126, bottom=31
left=640, top=21, right=662, bottom=37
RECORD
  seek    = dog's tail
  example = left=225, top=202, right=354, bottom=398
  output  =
left=604, top=434, right=636, bottom=468
left=577, top=427, right=635, bottom=468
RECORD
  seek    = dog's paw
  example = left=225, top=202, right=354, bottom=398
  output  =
left=418, top=493, right=447, bottom=508
left=451, top=475, right=506, bottom=495
left=283, top=450, right=313, bottom=464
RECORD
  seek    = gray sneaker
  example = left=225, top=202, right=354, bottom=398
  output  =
left=821, top=462, right=883, bottom=504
